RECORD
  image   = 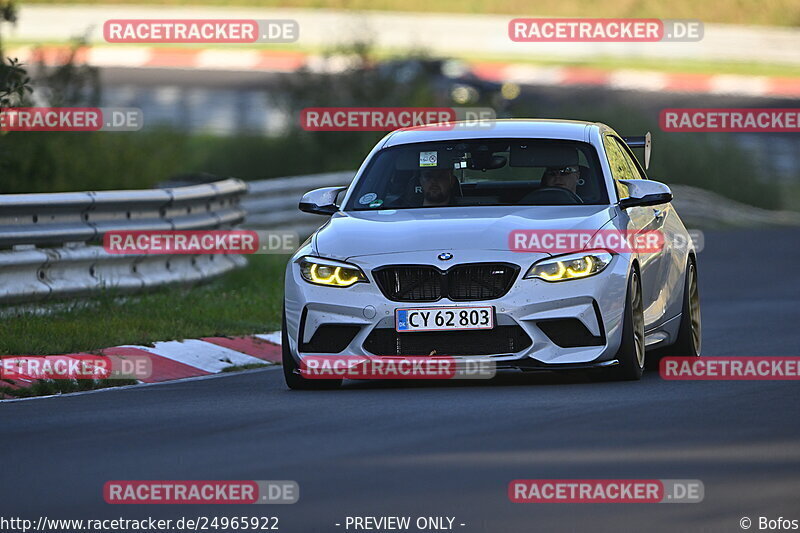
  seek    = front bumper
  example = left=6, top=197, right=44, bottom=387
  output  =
left=284, top=249, right=631, bottom=369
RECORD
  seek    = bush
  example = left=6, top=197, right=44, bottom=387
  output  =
left=0, top=129, right=193, bottom=192
left=505, top=98, right=779, bottom=210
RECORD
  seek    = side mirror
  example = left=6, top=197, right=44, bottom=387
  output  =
left=618, top=179, right=672, bottom=209
left=299, top=186, right=347, bottom=215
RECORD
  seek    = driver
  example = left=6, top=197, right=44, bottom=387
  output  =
left=541, top=165, right=580, bottom=195
left=419, top=168, right=458, bottom=207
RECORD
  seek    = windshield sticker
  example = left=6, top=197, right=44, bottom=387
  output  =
left=369, top=199, right=384, bottom=208
left=420, top=151, right=438, bottom=167
left=358, top=192, right=378, bottom=204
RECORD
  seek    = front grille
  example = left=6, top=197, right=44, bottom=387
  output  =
left=374, top=266, right=441, bottom=302
left=363, top=326, right=532, bottom=356
left=373, top=263, right=518, bottom=302
left=448, top=264, right=517, bottom=300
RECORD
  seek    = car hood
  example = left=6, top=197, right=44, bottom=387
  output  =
left=314, top=205, right=616, bottom=259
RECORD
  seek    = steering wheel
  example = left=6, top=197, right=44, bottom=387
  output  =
left=522, top=187, right=584, bottom=205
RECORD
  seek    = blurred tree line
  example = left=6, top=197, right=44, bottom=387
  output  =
left=0, top=1, right=31, bottom=111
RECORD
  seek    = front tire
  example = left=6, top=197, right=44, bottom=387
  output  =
left=282, top=308, right=342, bottom=390
left=607, top=268, right=645, bottom=381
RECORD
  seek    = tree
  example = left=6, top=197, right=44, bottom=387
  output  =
left=0, top=1, right=32, bottom=112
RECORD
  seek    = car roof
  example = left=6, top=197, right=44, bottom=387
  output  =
left=382, top=119, right=606, bottom=147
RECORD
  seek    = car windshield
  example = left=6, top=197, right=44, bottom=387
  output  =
left=345, top=138, right=609, bottom=210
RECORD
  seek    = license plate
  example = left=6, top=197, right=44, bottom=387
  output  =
left=395, top=306, right=494, bottom=332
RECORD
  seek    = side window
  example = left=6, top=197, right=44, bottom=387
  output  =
left=602, top=135, right=634, bottom=199
left=613, top=137, right=647, bottom=181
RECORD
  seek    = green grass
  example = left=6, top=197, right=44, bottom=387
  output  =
left=0, top=377, right=138, bottom=398
left=0, top=254, right=289, bottom=355
left=21, top=0, right=800, bottom=28
left=221, top=362, right=272, bottom=372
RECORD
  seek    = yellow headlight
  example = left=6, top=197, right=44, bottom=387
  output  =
left=525, top=252, right=612, bottom=282
left=299, top=257, right=367, bottom=287
left=565, top=256, right=595, bottom=277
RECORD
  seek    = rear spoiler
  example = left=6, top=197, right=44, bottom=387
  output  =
left=622, top=132, right=651, bottom=170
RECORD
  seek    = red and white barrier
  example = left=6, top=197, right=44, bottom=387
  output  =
left=0, top=333, right=283, bottom=399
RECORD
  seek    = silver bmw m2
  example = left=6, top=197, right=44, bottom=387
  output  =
left=282, top=119, right=701, bottom=389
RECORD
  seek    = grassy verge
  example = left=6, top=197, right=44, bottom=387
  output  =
left=0, top=254, right=289, bottom=355
left=221, top=362, right=272, bottom=372
left=21, top=0, right=800, bottom=28
left=0, top=378, right=138, bottom=399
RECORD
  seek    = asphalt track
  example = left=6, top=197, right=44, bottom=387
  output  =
left=3, top=229, right=800, bottom=533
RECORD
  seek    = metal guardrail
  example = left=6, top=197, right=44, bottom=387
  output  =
left=0, top=179, right=248, bottom=304
left=242, top=171, right=354, bottom=235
